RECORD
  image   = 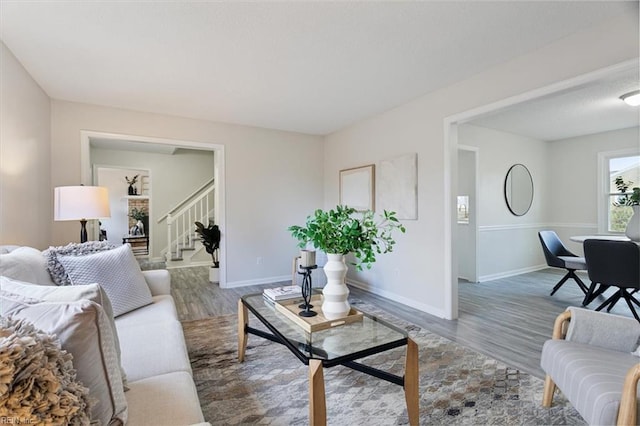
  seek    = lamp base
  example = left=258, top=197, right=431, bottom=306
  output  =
left=80, top=219, right=88, bottom=243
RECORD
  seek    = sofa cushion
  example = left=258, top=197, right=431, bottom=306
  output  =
left=126, top=371, right=205, bottom=426
left=2, top=298, right=128, bottom=425
left=43, top=241, right=117, bottom=286
left=57, top=244, right=153, bottom=317
left=114, top=295, right=178, bottom=328
left=0, top=246, right=55, bottom=286
left=116, top=319, right=192, bottom=382
left=541, top=339, right=640, bottom=425
left=0, top=275, right=128, bottom=387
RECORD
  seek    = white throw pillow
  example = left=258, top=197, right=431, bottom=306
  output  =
left=2, top=298, right=128, bottom=425
left=0, top=275, right=128, bottom=386
left=57, top=244, right=153, bottom=317
left=0, top=246, right=56, bottom=286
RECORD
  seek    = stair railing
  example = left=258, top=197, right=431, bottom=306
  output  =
left=164, top=182, right=215, bottom=261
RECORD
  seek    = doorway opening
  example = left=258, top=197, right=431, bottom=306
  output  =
left=444, top=59, right=638, bottom=320
left=80, top=131, right=227, bottom=287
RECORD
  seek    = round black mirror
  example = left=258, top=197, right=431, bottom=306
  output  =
left=504, top=164, right=533, bottom=216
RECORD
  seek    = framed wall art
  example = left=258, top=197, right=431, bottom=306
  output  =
left=377, top=153, right=418, bottom=220
left=339, top=164, right=375, bottom=211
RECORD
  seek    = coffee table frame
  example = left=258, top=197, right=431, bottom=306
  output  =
left=238, top=296, right=419, bottom=425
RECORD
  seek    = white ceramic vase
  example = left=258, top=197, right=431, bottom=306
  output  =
left=322, top=253, right=350, bottom=320
left=625, top=205, right=640, bottom=242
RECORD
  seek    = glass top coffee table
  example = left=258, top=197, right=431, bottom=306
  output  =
left=238, top=293, right=419, bottom=425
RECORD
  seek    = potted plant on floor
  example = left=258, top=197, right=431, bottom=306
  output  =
left=288, top=205, right=405, bottom=319
left=195, top=221, right=221, bottom=283
left=613, top=176, right=640, bottom=241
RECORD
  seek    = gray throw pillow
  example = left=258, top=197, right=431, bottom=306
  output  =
left=43, top=241, right=117, bottom=286
left=56, top=244, right=153, bottom=317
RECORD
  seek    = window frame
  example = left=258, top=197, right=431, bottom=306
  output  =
left=597, top=148, right=640, bottom=234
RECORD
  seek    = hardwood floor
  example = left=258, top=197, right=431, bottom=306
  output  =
left=169, top=265, right=634, bottom=380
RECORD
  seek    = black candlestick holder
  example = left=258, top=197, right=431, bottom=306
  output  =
left=297, top=264, right=317, bottom=317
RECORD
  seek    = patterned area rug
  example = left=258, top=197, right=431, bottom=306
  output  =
left=182, top=302, right=584, bottom=425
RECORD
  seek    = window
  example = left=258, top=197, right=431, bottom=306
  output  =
left=457, top=195, right=469, bottom=224
left=606, top=154, right=640, bottom=233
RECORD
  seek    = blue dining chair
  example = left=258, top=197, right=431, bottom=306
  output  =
left=538, top=230, right=588, bottom=296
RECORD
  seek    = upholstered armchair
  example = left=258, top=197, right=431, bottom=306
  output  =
left=541, top=307, right=640, bottom=425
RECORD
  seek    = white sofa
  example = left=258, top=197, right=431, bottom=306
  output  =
left=0, top=245, right=209, bottom=426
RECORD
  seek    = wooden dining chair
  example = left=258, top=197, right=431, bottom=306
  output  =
left=583, top=239, right=640, bottom=322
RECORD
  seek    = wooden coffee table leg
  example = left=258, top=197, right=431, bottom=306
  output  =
left=404, top=337, right=419, bottom=425
left=309, top=359, right=327, bottom=426
left=238, top=299, right=248, bottom=362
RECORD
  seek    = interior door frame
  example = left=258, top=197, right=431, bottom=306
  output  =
left=80, top=130, right=227, bottom=287
left=457, top=145, right=479, bottom=283
left=443, top=58, right=638, bottom=320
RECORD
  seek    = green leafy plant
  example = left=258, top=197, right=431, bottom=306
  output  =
left=129, top=207, right=148, bottom=221
left=288, top=205, right=406, bottom=271
left=613, top=176, right=640, bottom=206
left=195, top=221, right=221, bottom=267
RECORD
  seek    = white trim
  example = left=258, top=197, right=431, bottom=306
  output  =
left=443, top=121, right=456, bottom=319
left=457, top=144, right=480, bottom=286
left=165, top=260, right=213, bottom=269
left=443, top=58, right=639, bottom=320
left=477, top=223, right=598, bottom=231
left=347, top=278, right=447, bottom=319
left=225, top=275, right=291, bottom=289
left=597, top=147, right=640, bottom=233
left=546, top=223, right=598, bottom=230
left=478, top=264, right=548, bottom=282
left=479, top=223, right=547, bottom=231
left=80, top=130, right=227, bottom=287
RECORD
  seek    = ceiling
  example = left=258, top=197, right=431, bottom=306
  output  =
left=470, top=65, right=640, bottom=141
left=1, top=1, right=638, bottom=137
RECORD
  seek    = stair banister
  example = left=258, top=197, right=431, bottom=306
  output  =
left=163, top=182, right=215, bottom=263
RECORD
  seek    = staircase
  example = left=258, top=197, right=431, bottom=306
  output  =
left=159, top=179, right=216, bottom=268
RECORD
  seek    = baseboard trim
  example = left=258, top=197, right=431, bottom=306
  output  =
left=478, top=264, right=547, bottom=282
left=224, top=275, right=291, bottom=289
left=346, top=278, right=447, bottom=319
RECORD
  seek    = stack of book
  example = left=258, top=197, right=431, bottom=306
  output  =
left=263, top=285, right=303, bottom=303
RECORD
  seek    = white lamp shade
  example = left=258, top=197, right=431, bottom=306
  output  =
left=54, top=186, right=111, bottom=221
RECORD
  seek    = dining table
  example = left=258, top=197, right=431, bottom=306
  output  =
left=569, top=234, right=632, bottom=243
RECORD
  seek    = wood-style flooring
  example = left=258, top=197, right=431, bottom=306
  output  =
left=169, top=265, right=634, bottom=380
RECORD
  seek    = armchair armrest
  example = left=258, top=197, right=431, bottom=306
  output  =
left=141, top=269, right=171, bottom=296
left=618, top=363, right=640, bottom=426
left=559, top=307, right=640, bottom=353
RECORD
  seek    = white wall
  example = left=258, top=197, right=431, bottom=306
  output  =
left=548, top=126, right=640, bottom=255
left=0, top=42, right=51, bottom=249
left=324, top=14, right=638, bottom=318
left=459, top=124, right=548, bottom=281
left=92, top=147, right=214, bottom=257
left=50, top=100, right=324, bottom=286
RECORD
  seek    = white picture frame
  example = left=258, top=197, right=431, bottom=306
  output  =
left=339, top=164, right=375, bottom=211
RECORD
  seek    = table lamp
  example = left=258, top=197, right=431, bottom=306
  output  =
left=54, top=186, right=111, bottom=243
